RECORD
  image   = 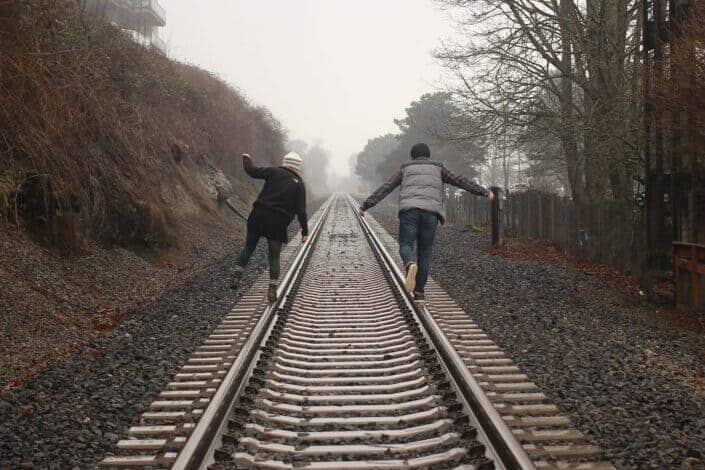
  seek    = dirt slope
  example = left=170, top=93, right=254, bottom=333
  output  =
left=0, top=1, right=285, bottom=388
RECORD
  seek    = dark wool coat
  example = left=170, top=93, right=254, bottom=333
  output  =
left=243, top=157, right=308, bottom=243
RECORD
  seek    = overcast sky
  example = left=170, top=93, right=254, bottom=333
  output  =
left=160, top=0, right=455, bottom=176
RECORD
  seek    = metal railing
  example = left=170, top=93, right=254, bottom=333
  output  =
left=151, top=35, right=167, bottom=53
left=132, top=0, right=166, bottom=26
left=80, top=0, right=166, bottom=29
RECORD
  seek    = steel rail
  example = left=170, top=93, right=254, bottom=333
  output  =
left=347, top=194, right=535, bottom=470
left=171, top=195, right=335, bottom=470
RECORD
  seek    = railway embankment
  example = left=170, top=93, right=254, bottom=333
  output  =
left=0, top=207, right=319, bottom=470
left=0, top=1, right=285, bottom=390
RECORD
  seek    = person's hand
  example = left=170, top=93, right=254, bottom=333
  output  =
left=242, top=153, right=251, bottom=160
left=487, top=190, right=495, bottom=202
left=358, top=207, right=365, bottom=217
left=301, top=234, right=309, bottom=243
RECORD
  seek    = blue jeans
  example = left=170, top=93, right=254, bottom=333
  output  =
left=398, top=209, right=439, bottom=294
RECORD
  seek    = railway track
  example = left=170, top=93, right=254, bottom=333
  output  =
left=100, top=194, right=612, bottom=469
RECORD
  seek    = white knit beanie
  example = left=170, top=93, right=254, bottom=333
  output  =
left=282, top=152, right=303, bottom=175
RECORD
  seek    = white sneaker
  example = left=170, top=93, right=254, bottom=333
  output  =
left=405, top=263, right=418, bottom=294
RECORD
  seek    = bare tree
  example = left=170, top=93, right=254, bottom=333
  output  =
left=435, top=0, right=642, bottom=203
left=288, top=140, right=333, bottom=197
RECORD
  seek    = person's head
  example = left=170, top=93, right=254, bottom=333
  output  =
left=410, top=143, right=430, bottom=160
left=282, top=152, right=303, bottom=175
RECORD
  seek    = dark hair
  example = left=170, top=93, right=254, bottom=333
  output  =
left=410, top=143, right=430, bottom=159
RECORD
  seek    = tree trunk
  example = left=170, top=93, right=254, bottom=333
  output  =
left=583, top=93, right=607, bottom=202
left=584, top=0, right=632, bottom=201
left=605, top=0, right=632, bottom=201
left=559, top=0, right=585, bottom=203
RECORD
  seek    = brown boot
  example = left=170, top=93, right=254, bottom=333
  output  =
left=230, top=268, right=244, bottom=289
left=268, top=283, right=278, bottom=303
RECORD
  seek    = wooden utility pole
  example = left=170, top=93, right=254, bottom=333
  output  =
left=491, top=187, right=502, bottom=246
left=669, top=0, right=697, bottom=245
left=643, top=0, right=670, bottom=270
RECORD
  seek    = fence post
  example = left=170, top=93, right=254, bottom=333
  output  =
left=463, top=193, right=468, bottom=227
left=550, top=195, right=555, bottom=242
left=538, top=193, right=543, bottom=239
left=491, top=186, right=502, bottom=246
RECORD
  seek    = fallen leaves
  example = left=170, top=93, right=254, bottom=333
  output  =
left=489, top=236, right=643, bottom=299
left=90, top=305, right=128, bottom=331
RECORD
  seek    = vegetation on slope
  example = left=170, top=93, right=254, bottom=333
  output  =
left=0, top=0, right=285, bottom=253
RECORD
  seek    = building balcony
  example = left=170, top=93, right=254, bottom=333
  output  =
left=151, top=35, right=167, bottom=54
left=133, top=0, right=165, bottom=28
left=81, top=0, right=166, bottom=31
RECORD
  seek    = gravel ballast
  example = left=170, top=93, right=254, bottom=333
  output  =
left=2, top=197, right=702, bottom=469
left=0, top=209, right=317, bottom=469
left=368, top=202, right=705, bottom=470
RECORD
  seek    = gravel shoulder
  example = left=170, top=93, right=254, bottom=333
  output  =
left=368, top=201, right=705, bottom=470
left=0, top=201, right=322, bottom=469
left=0, top=248, right=266, bottom=469
left=0, top=207, right=241, bottom=390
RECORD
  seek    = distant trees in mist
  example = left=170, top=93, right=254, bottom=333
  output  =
left=355, top=134, right=399, bottom=188
left=353, top=92, right=486, bottom=189
left=354, top=0, right=657, bottom=200
left=433, top=0, right=643, bottom=203
left=288, top=140, right=332, bottom=198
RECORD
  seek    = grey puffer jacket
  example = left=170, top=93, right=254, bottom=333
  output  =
left=399, top=159, right=446, bottom=220
left=361, top=157, right=488, bottom=224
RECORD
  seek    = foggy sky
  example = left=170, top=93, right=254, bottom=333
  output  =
left=160, top=0, right=454, bottom=176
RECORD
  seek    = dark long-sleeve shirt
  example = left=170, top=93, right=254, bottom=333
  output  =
left=361, top=164, right=488, bottom=211
left=244, top=157, right=308, bottom=236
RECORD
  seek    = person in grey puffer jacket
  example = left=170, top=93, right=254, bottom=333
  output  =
left=358, top=143, right=494, bottom=302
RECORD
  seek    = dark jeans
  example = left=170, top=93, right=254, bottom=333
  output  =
left=235, top=230, right=282, bottom=281
left=398, top=208, right=439, bottom=294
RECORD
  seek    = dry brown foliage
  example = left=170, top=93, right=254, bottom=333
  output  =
left=0, top=0, right=286, bottom=251
left=654, top=3, right=705, bottom=167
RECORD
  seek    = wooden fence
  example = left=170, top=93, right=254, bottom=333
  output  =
left=674, top=242, right=705, bottom=313
left=446, top=190, right=639, bottom=273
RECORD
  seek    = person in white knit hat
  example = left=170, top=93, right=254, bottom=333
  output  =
left=231, top=152, right=308, bottom=303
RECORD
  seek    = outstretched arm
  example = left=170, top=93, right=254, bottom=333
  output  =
left=242, top=154, right=271, bottom=179
left=359, top=170, right=402, bottom=213
left=441, top=166, right=493, bottom=199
